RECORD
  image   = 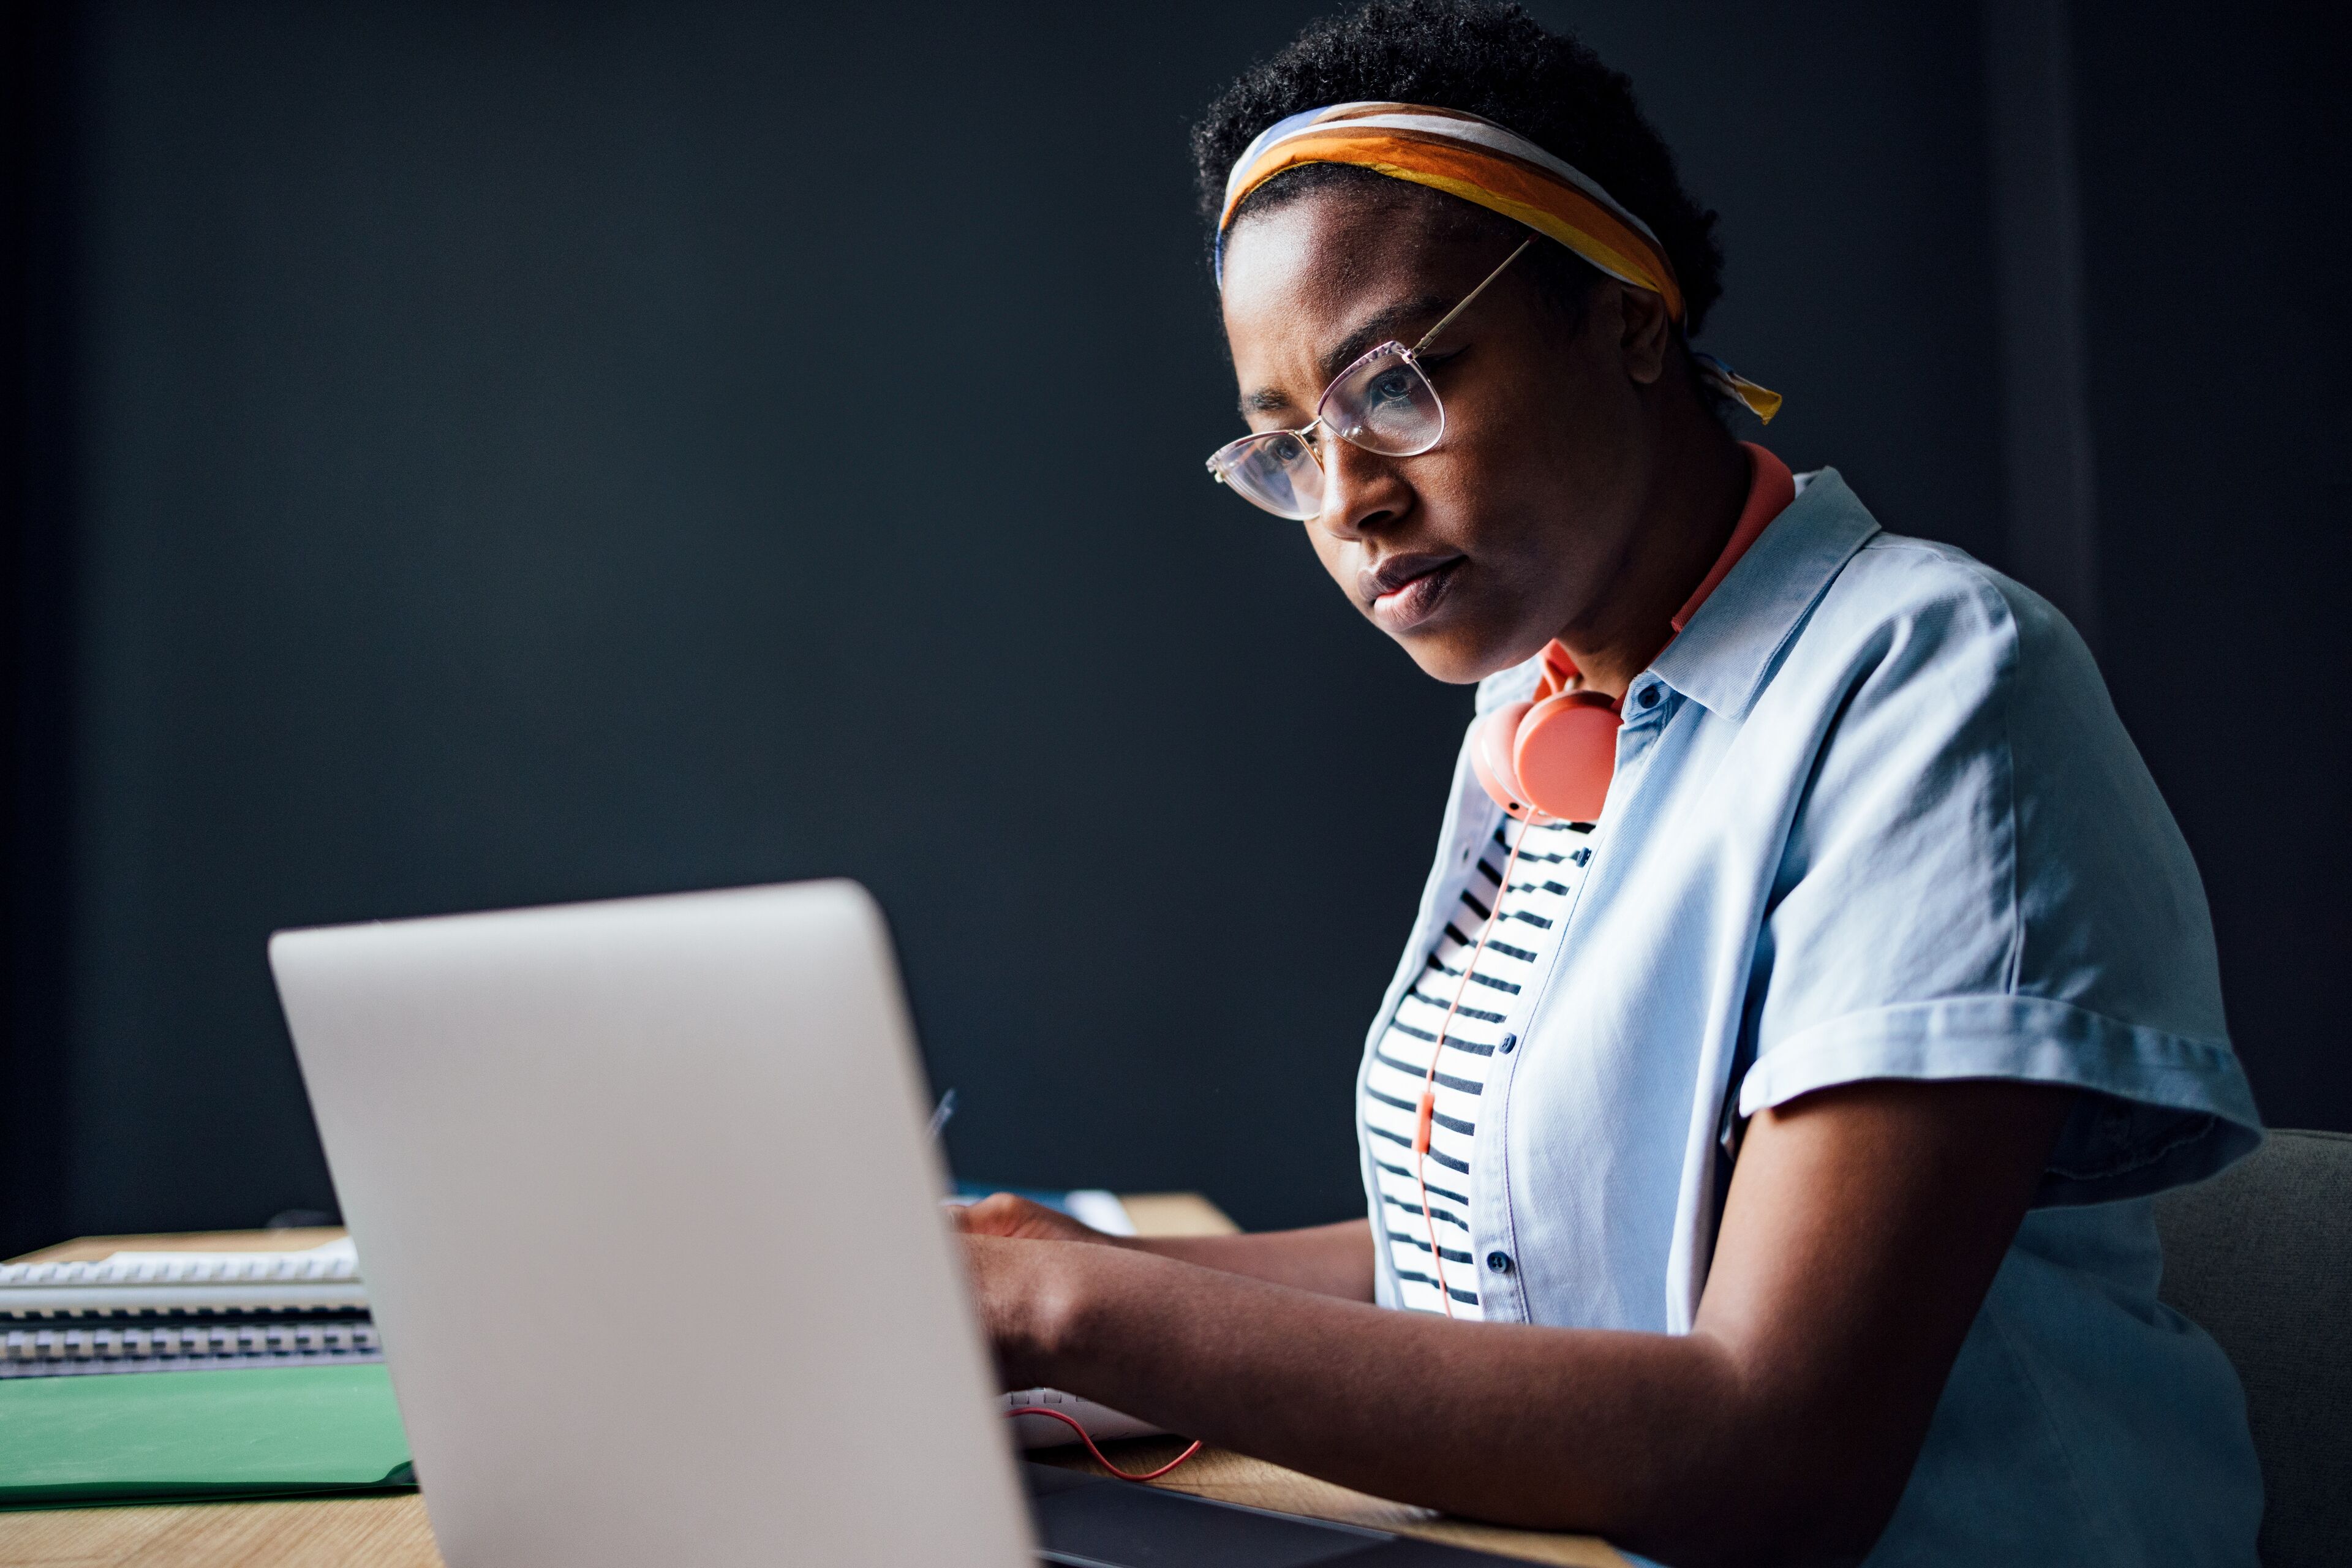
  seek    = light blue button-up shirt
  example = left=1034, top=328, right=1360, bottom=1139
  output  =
left=1354, top=469, right=2263, bottom=1565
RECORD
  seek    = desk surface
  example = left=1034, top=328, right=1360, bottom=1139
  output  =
left=1, top=1202, right=1622, bottom=1568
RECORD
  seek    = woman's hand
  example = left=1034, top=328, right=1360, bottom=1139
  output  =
left=948, top=1191, right=1118, bottom=1246
left=957, top=1231, right=1102, bottom=1390
left=950, top=1196, right=1126, bottom=1390
left=952, top=1198, right=1383, bottom=1396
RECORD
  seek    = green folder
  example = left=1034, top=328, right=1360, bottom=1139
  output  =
left=0, top=1364, right=415, bottom=1509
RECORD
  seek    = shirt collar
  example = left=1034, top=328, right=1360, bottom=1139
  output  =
left=1648, top=468, right=1879, bottom=720
left=1472, top=468, right=1882, bottom=721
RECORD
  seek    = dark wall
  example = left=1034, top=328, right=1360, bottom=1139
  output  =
left=2071, top=0, right=2352, bottom=1140
left=1552, top=1, right=2006, bottom=564
left=4, top=0, right=86, bottom=1259
left=7, top=0, right=2335, bottom=1254
left=56, top=0, right=1452, bottom=1240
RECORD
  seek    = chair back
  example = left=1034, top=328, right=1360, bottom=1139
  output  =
left=2155, top=1128, right=2352, bottom=1568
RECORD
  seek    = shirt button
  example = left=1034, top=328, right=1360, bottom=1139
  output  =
left=1499, top=1033, right=1518, bottom=1053
left=1638, top=685, right=1660, bottom=709
left=1486, top=1251, right=1513, bottom=1275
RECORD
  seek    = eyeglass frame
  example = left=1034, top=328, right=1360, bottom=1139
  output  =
left=1204, top=236, right=1536, bottom=520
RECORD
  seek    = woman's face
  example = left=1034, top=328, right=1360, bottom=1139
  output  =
left=1219, top=185, right=1673, bottom=684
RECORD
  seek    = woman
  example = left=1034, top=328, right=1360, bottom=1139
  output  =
left=956, top=4, right=2264, bottom=1563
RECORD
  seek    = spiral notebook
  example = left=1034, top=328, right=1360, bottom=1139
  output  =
left=1, top=1237, right=375, bottom=1379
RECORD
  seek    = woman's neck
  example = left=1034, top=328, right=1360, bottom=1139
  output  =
left=1557, top=394, right=1750, bottom=698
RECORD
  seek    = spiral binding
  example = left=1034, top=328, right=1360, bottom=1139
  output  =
left=1, top=1245, right=367, bottom=1321
left=1, top=1319, right=383, bottom=1378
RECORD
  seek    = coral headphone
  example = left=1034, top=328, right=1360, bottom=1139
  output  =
left=1468, top=642, right=1620, bottom=824
left=1466, top=443, right=1795, bottom=825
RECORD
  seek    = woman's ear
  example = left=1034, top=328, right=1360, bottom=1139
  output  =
left=1615, top=282, right=1674, bottom=386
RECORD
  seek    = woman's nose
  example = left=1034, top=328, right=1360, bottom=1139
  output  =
left=1313, top=437, right=1411, bottom=541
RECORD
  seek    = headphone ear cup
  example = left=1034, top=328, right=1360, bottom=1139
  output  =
left=1469, top=701, right=1537, bottom=820
left=1512, top=690, right=1620, bottom=823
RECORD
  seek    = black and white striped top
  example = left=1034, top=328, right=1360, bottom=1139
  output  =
left=1362, top=813, right=1594, bottom=1316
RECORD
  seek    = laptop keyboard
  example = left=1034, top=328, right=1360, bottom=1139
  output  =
left=1029, top=1472, right=1383, bottom=1567
left=1022, top=1460, right=1561, bottom=1567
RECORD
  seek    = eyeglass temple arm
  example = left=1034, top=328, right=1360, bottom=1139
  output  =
left=1410, top=237, right=1537, bottom=355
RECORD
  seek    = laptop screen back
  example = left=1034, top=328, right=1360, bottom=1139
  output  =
left=271, top=880, right=1034, bottom=1568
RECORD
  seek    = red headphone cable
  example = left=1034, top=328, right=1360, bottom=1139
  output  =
left=1411, top=805, right=1540, bottom=1317
left=1004, top=1406, right=1204, bottom=1480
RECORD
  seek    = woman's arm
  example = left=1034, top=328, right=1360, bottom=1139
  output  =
left=962, top=1079, right=2073, bottom=1568
left=952, top=1193, right=1375, bottom=1300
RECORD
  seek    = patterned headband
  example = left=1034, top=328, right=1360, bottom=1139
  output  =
left=1218, top=101, right=1781, bottom=423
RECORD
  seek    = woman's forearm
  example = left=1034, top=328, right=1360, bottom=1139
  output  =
left=1016, top=1243, right=1768, bottom=1564
left=1114, top=1218, right=1375, bottom=1300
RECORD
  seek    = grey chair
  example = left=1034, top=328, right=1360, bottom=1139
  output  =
left=2155, top=1128, right=2352, bottom=1568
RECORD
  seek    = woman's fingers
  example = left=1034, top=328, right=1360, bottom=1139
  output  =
left=954, top=1191, right=1104, bottom=1243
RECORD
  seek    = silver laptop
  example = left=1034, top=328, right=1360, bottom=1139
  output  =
left=271, top=880, right=1519, bottom=1566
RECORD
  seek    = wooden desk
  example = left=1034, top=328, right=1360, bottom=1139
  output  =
left=1, top=1201, right=1622, bottom=1567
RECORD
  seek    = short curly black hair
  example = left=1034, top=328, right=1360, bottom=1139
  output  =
left=1192, top=0, right=1725, bottom=337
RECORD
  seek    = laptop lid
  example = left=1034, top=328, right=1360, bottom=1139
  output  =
left=270, top=880, right=1035, bottom=1567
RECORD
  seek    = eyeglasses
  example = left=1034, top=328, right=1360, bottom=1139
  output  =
left=1205, top=238, right=1533, bottom=521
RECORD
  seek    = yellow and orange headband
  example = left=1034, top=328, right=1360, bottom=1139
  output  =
left=1217, top=101, right=1780, bottom=423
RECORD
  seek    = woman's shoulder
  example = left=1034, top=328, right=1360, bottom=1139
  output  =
left=1851, top=529, right=2075, bottom=649
left=1790, top=477, right=2103, bottom=723
left=1787, top=488, right=2165, bottom=866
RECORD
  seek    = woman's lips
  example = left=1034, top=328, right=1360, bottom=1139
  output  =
left=1363, top=554, right=1465, bottom=631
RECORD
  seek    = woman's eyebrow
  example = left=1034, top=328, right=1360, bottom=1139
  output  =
left=1316, top=295, right=1451, bottom=382
left=1236, top=293, right=1455, bottom=420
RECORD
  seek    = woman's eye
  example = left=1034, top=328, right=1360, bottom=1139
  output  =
left=1369, top=369, right=1415, bottom=404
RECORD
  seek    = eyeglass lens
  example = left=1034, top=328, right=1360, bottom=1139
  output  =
left=1209, top=347, right=1444, bottom=521
left=1215, top=431, right=1323, bottom=520
left=1318, top=347, right=1444, bottom=457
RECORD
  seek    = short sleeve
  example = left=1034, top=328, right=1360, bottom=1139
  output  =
left=1735, top=542, right=2261, bottom=1204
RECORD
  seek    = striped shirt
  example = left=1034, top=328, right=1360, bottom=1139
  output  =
left=1360, top=813, right=1594, bottom=1316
